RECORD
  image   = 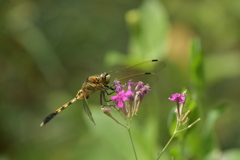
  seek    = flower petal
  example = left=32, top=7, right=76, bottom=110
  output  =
left=122, top=97, right=129, bottom=101
left=119, top=90, right=125, bottom=94
left=111, top=95, right=118, bottom=100
left=125, top=90, right=133, bottom=96
left=168, top=93, right=186, bottom=103
left=118, top=100, right=124, bottom=107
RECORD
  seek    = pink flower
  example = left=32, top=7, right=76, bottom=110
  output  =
left=110, top=80, right=151, bottom=117
left=114, top=80, right=124, bottom=92
left=111, top=90, right=133, bottom=108
left=168, top=93, right=186, bottom=103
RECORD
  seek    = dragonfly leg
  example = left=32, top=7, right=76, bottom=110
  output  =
left=104, top=85, right=116, bottom=95
left=107, top=85, right=116, bottom=90
left=100, top=90, right=114, bottom=106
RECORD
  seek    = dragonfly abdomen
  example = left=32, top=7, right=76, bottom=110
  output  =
left=40, top=97, right=78, bottom=127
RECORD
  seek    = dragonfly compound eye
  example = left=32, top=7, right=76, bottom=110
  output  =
left=105, top=73, right=111, bottom=84
left=100, top=72, right=110, bottom=84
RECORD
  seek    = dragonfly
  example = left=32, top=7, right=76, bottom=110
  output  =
left=40, top=59, right=165, bottom=127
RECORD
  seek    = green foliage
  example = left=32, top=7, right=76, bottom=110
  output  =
left=105, top=0, right=169, bottom=66
left=189, top=37, right=204, bottom=95
left=1, top=0, right=240, bottom=159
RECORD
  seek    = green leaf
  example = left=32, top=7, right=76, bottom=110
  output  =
left=202, top=104, right=226, bottom=138
left=189, top=37, right=204, bottom=95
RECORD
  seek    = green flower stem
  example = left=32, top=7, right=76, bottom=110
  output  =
left=127, top=128, right=138, bottom=160
left=156, top=118, right=201, bottom=159
left=156, top=122, right=180, bottom=160
left=116, top=119, right=138, bottom=160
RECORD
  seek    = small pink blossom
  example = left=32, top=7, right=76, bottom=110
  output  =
left=114, top=80, right=124, bottom=92
left=168, top=93, right=186, bottom=103
left=125, top=80, right=135, bottom=90
left=111, top=90, right=132, bottom=107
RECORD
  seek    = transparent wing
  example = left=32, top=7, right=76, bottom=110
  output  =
left=109, top=59, right=165, bottom=84
left=82, top=93, right=96, bottom=125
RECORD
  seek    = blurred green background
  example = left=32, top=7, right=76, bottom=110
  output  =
left=1, top=0, right=240, bottom=159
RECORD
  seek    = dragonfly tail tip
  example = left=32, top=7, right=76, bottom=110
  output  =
left=40, top=122, right=45, bottom=127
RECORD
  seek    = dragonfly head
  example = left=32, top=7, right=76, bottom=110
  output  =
left=100, top=72, right=111, bottom=84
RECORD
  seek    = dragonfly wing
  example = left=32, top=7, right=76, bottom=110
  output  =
left=117, top=72, right=159, bottom=84
left=83, top=94, right=96, bottom=125
left=110, top=59, right=165, bottom=75
left=109, top=59, right=165, bottom=84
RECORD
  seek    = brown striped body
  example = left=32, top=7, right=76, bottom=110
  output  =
left=40, top=74, right=109, bottom=127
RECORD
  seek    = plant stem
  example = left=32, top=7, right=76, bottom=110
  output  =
left=156, top=123, right=180, bottom=160
left=156, top=132, right=176, bottom=160
left=128, top=128, right=138, bottom=160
